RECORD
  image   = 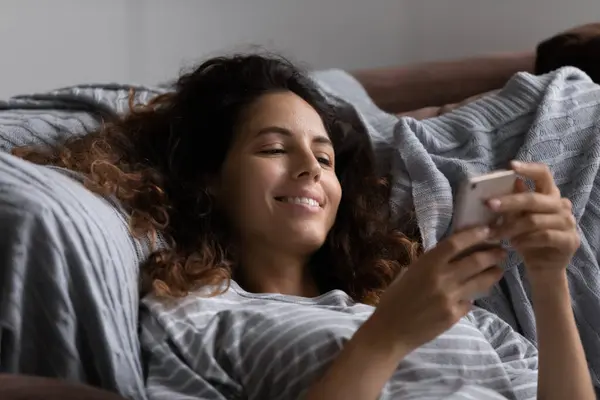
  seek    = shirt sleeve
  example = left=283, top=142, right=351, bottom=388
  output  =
left=469, top=307, right=538, bottom=399
left=139, top=309, right=244, bottom=400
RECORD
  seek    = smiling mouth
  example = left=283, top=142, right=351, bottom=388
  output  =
left=274, top=196, right=321, bottom=208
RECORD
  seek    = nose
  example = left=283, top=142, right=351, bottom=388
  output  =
left=293, top=151, right=321, bottom=182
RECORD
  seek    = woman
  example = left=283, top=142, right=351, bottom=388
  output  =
left=15, top=54, right=593, bottom=399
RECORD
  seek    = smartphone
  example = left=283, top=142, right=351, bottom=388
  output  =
left=450, top=169, right=517, bottom=260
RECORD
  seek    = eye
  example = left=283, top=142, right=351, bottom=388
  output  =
left=317, top=156, right=332, bottom=166
left=259, top=148, right=285, bottom=155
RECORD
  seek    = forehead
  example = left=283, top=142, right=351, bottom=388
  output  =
left=239, top=91, right=328, bottom=136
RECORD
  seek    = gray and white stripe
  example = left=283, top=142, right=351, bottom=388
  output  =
left=141, top=281, right=537, bottom=399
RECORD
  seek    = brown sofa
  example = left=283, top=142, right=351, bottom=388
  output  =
left=0, top=374, right=127, bottom=400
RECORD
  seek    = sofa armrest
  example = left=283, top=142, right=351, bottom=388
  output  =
left=351, top=51, right=535, bottom=113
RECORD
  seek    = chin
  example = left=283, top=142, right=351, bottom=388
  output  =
left=271, top=219, right=331, bottom=253
left=286, top=229, right=328, bottom=253
left=300, top=237, right=327, bottom=252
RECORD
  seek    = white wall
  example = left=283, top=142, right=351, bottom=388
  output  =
left=405, top=0, right=600, bottom=62
left=1, top=1, right=599, bottom=99
left=0, top=0, right=410, bottom=98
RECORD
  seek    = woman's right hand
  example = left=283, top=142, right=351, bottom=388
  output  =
left=372, top=226, right=506, bottom=352
left=306, top=226, right=507, bottom=400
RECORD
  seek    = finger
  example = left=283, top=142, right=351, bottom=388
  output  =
left=514, top=177, right=528, bottom=193
left=492, top=211, right=576, bottom=240
left=487, top=192, right=563, bottom=214
left=512, top=229, right=581, bottom=251
left=457, top=266, right=504, bottom=301
left=450, top=248, right=507, bottom=282
left=511, top=161, right=560, bottom=196
left=433, top=226, right=493, bottom=263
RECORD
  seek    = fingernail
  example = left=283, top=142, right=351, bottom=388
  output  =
left=488, top=199, right=501, bottom=210
left=480, top=227, right=490, bottom=237
left=511, top=160, right=523, bottom=168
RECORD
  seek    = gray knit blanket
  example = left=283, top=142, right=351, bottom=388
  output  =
left=1, top=67, right=600, bottom=396
left=0, top=84, right=166, bottom=399
left=316, top=66, right=600, bottom=388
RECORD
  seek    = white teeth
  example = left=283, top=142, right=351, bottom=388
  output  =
left=280, top=197, right=320, bottom=207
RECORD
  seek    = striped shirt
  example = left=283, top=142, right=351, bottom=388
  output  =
left=140, top=281, right=538, bottom=399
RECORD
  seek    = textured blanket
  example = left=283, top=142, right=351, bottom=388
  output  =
left=0, top=84, right=166, bottom=400
left=0, top=84, right=166, bottom=150
left=2, top=67, right=600, bottom=397
left=315, top=66, right=600, bottom=389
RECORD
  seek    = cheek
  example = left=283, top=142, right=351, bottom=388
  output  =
left=240, top=161, right=282, bottom=195
left=328, top=178, right=343, bottom=215
left=222, top=160, right=282, bottom=209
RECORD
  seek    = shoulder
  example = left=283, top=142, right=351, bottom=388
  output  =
left=141, top=283, right=244, bottom=317
left=139, top=284, right=246, bottom=344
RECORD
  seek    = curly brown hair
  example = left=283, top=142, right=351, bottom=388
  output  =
left=13, top=54, right=420, bottom=305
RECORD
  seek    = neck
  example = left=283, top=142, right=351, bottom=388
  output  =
left=235, top=244, right=320, bottom=298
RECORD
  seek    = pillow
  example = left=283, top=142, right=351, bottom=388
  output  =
left=0, top=152, right=150, bottom=400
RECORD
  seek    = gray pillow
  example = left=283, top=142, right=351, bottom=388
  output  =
left=0, top=151, right=151, bottom=400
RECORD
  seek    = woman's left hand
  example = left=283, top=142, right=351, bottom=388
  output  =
left=487, top=161, right=580, bottom=277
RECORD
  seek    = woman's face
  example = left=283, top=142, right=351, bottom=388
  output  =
left=216, top=91, right=342, bottom=256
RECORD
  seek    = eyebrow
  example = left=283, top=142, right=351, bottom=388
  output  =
left=256, top=126, right=333, bottom=147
